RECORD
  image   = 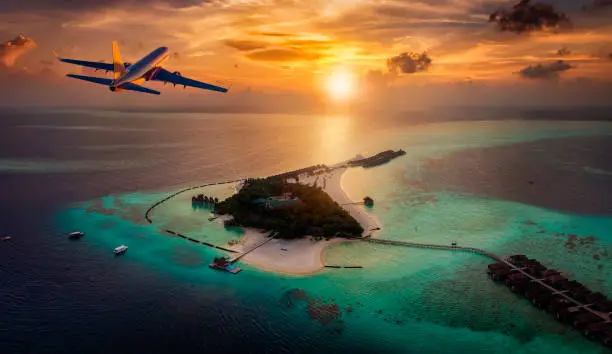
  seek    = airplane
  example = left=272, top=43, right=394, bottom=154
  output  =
left=54, top=42, right=229, bottom=95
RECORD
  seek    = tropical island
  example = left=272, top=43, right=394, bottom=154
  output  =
left=214, top=176, right=364, bottom=239
left=162, top=153, right=404, bottom=275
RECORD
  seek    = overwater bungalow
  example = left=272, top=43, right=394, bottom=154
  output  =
left=192, top=194, right=218, bottom=205
left=507, top=254, right=529, bottom=265
left=209, top=257, right=230, bottom=270
left=363, top=196, right=374, bottom=207
left=505, top=273, right=529, bottom=292
left=487, top=263, right=510, bottom=281
left=586, top=292, right=607, bottom=304
left=547, top=297, right=571, bottom=314
left=593, top=299, right=612, bottom=313
left=572, top=312, right=603, bottom=331
left=603, top=331, right=612, bottom=347
left=583, top=322, right=612, bottom=340
left=542, top=269, right=560, bottom=278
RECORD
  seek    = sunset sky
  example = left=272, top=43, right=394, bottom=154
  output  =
left=1, top=0, right=611, bottom=109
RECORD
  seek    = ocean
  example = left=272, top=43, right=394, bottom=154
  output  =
left=1, top=108, right=612, bottom=353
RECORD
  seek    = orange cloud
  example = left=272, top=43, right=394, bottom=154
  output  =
left=0, top=34, right=36, bottom=67
left=246, top=48, right=322, bottom=62
left=224, top=39, right=268, bottom=51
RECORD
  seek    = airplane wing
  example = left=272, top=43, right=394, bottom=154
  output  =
left=152, top=68, right=229, bottom=93
left=66, top=74, right=160, bottom=95
left=66, top=74, right=113, bottom=85
left=57, top=56, right=113, bottom=72
left=121, top=82, right=160, bottom=95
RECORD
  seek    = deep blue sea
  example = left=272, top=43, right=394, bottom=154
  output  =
left=2, top=108, right=612, bottom=353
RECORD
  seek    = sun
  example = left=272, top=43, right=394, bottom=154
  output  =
left=325, top=68, right=355, bottom=101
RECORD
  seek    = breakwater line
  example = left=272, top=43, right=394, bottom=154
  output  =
left=144, top=179, right=244, bottom=223
left=144, top=179, right=244, bottom=253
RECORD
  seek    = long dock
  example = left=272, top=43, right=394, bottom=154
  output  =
left=364, top=238, right=502, bottom=261
left=228, top=232, right=277, bottom=263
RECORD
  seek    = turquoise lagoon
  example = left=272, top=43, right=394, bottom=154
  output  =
left=59, top=120, right=612, bottom=353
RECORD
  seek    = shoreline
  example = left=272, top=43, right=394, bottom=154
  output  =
left=224, top=167, right=380, bottom=276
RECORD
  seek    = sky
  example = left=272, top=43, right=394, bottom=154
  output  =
left=1, top=0, right=611, bottom=110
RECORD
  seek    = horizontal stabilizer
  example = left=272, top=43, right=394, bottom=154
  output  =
left=66, top=74, right=113, bottom=86
left=120, top=82, right=160, bottom=95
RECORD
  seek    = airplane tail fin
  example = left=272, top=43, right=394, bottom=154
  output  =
left=112, top=41, right=127, bottom=80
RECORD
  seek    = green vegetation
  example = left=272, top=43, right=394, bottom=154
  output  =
left=215, top=178, right=364, bottom=239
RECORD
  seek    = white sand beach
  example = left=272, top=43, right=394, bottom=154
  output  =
left=224, top=167, right=380, bottom=275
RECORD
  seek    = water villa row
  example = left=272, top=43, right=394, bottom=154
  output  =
left=488, top=255, right=612, bottom=348
left=192, top=194, right=219, bottom=205
left=348, top=149, right=406, bottom=168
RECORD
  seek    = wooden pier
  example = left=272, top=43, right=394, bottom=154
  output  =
left=364, top=238, right=502, bottom=261
left=228, top=232, right=277, bottom=264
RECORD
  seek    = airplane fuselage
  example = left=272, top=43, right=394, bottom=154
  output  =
left=112, top=46, right=168, bottom=89
left=58, top=41, right=228, bottom=95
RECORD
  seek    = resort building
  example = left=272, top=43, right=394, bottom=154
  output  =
left=252, top=193, right=302, bottom=209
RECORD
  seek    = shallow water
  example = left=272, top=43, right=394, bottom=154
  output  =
left=3, top=110, right=612, bottom=353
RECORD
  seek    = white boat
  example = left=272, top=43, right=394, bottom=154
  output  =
left=114, top=245, right=128, bottom=255
left=68, top=231, right=84, bottom=239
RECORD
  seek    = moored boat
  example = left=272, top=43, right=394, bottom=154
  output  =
left=68, top=231, right=84, bottom=239
left=114, top=245, right=128, bottom=255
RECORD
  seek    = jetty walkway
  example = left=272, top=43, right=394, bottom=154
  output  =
left=228, top=232, right=277, bottom=263
left=364, top=238, right=502, bottom=261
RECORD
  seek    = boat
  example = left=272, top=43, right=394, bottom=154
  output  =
left=68, top=231, right=84, bottom=239
left=114, top=245, right=128, bottom=255
left=1, top=236, right=11, bottom=242
left=225, top=264, right=242, bottom=274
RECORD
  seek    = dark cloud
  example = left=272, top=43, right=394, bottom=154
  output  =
left=557, top=47, right=571, bottom=56
left=0, top=34, right=36, bottom=67
left=582, top=0, right=612, bottom=11
left=518, top=60, right=574, bottom=79
left=489, top=0, right=571, bottom=34
left=224, top=39, right=268, bottom=51
left=245, top=48, right=321, bottom=62
left=387, top=52, right=432, bottom=75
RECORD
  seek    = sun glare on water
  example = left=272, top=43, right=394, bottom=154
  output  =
left=325, top=68, right=355, bottom=101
